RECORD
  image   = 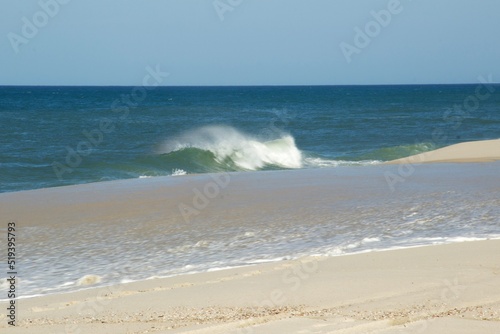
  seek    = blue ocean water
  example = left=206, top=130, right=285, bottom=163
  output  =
left=1, top=85, right=499, bottom=193
left=1, top=85, right=500, bottom=299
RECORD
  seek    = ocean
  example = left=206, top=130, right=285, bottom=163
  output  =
left=1, top=84, right=499, bottom=193
left=1, top=84, right=499, bottom=299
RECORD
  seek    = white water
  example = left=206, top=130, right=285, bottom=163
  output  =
left=157, top=125, right=303, bottom=170
left=1, top=162, right=500, bottom=300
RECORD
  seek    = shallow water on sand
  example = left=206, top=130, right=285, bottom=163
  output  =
left=1, top=162, right=499, bottom=299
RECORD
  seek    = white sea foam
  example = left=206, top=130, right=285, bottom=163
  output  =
left=120, top=278, right=135, bottom=284
left=0, top=277, right=8, bottom=291
left=76, top=275, right=102, bottom=286
left=157, top=125, right=303, bottom=170
left=171, top=168, right=187, bottom=176
left=304, top=157, right=382, bottom=168
left=8, top=162, right=500, bottom=300
left=194, top=240, right=210, bottom=247
left=157, top=125, right=384, bottom=171
left=362, top=237, right=381, bottom=243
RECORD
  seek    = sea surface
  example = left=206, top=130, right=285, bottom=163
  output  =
left=0, top=85, right=499, bottom=299
left=1, top=85, right=499, bottom=193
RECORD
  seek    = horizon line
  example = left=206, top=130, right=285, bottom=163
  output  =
left=1, top=82, right=499, bottom=88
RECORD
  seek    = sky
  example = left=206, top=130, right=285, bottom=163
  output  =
left=1, top=0, right=499, bottom=86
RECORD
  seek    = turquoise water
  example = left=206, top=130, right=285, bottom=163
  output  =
left=1, top=85, right=499, bottom=193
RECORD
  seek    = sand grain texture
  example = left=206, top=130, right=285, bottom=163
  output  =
left=2, top=139, right=500, bottom=333
left=1, top=240, right=500, bottom=333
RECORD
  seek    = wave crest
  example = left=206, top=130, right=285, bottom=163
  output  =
left=157, top=125, right=303, bottom=171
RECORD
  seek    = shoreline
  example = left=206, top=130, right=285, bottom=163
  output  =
left=2, top=138, right=500, bottom=333
left=2, top=240, right=500, bottom=333
left=386, top=138, right=500, bottom=164
left=0, top=138, right=498, bottom=197
left=3, top=235, right=500, bottom=304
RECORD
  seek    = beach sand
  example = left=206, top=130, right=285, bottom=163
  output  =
left=387, top=138, right=500, bottom=164
left=1, top=240, right=500, bottom=333
left=2, top=139, right=500, bottom=333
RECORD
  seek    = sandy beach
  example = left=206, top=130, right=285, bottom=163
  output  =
left=1, top=139, right=500, bottom=333
left=1, top=241, right=500, bottom=333
left=387, top=138, right=500, bottom=164
left=2, top=0, right=499, bottom=331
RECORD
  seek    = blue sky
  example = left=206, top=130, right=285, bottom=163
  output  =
left=1, top=0, right=499, bottom=86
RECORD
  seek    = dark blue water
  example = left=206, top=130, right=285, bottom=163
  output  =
left=1, top=85, right=499, bottom=193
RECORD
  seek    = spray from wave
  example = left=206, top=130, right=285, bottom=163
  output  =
left=156, top=125, right=303, bottom=171
left=60, top=126, right=426, bottom=183
left=95, top=126, right=400, bottom=179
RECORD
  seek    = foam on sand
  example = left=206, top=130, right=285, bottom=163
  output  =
left=76, top=275, right=102, bottom=286
left=2, top=240, right=499, bottom=333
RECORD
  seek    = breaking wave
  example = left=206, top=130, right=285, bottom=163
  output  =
left=156, top=125, right=303, bottom=171
left=79, top=126, right=421, bottom=180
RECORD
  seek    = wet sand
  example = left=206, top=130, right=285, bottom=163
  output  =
left=1, top=240, right=499, bottom=333
left=1, top=139, right=500, bottom=333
